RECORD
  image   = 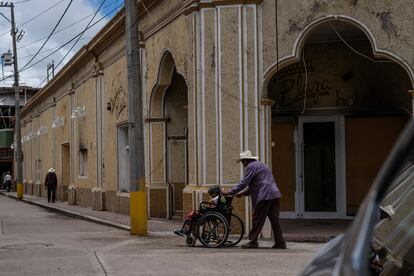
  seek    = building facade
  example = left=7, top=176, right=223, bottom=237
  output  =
left=0, top=86, right=38, bottom=188
left=19, top=0, right=414, bottom=231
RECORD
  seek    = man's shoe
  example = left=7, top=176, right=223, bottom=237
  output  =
left=272, top=244, right=287, bottom=249
left=241, top=241, right=259, bottom=249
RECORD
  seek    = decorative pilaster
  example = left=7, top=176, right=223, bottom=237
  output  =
left=260, top=98, right=274, bottom=166
left=68, top=85, right=77, bottom=205
left=260, top=98, right=274, bottom=239
left=92, top=62, right=106, bottom=210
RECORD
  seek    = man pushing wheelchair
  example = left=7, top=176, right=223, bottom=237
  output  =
left=174, top=150, right=286, bottom=249
left=223, top=150, right=286, bottom=249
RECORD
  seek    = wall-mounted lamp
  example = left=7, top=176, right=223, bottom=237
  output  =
left=37, top=126, right=48, bottom=136
left=28, top=132, right=36, bottom=140
left=10, top=143, right=15, bottom=150
left=52, top=117, right=65, bottom=128
left=71, top=106, right=86, bottom=120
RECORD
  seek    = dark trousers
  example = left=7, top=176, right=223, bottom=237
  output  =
left=5, top=180, right=11, bottom=192
left=249, top=198, right=285, bottom=246
left=47, top=185, right=56, bottom=202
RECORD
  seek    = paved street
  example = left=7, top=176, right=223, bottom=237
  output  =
left=0, top=196, right=322, bottom=275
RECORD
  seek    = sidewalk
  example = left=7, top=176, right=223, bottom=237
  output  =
left=0, top=191, right=350, bottom=242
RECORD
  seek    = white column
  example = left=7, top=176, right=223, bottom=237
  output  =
left=260, top=98, right=274, bottom=238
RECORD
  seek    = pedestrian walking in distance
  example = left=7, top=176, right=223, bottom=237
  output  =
left=45, top=168, right=57, bottom=203
left=223, top=150, right=286, bottom=249
left=4, top=171, right=12, bottom=192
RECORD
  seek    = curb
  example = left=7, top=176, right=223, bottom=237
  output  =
left=283, top=234, right=334, bottom=243
left=0, top=192, right=335, bottom=243
left=0, top=191, right=130, bottom=232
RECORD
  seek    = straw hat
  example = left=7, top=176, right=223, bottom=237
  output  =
left=48, top=168, right=56, bottom=173
left=237, top=150, right=258, bottom=163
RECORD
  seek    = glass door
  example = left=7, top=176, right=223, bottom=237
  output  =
left=297, top=116, right=345, bottom=218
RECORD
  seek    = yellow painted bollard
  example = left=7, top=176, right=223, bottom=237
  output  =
left=130, top=190, right=147, bottom=236
left=17, top=182, right=23, bottom=200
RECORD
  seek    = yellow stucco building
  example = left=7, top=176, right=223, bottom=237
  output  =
left=18, top=0, right=414, bottom=232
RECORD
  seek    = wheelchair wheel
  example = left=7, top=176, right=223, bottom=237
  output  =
left=197, top=212, right=229, bottom=248
left=186, top=236, right=196, bottom=247
left=224, top=214, right=244, bottom=246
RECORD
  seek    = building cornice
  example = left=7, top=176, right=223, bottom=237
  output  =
left=184, top=0, right=263, bottom=15
left=21, top=0, right=263, bottom=118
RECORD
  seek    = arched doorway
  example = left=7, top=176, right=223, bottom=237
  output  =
left=148, top=51, right=188, bottom=219
left=266, top=18, right=413, bottom=219
left=164, top=72, right=188, bottom=218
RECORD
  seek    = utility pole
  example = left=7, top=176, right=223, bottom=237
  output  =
left=47, top=61, right=55, bottom=82
left=1, top=2, right=23, bottom=200
left=125, top=0, right=147, bottom=235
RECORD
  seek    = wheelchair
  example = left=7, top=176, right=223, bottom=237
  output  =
left=174, top=195, right=244, bottom=248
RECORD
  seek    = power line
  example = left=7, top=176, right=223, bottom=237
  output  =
left=19, top=37, right=92, bottom=60
left=17, top=0, right=120, bottom=50
left=0, top=12, right=11, bottom=22
left=0, top=0, right=67, bottom=39
left=38, top=0, right=107, bottom=87
left=38, top=0, right=118, bottom=86
left=55, top=0, right=107, bottom=70
left=20, top=0, right=74, bottom=71
left=19, top=0, right=67, bottom=28
left=330, top=24, right=392, bottom=63
left=0, top=4, right=123, bottom=84
left=14, top=0, right=33, bottom=4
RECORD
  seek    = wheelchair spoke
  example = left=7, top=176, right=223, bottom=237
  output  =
left=197, top=212, right=229, bottom=248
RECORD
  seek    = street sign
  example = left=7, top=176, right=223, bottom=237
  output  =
left=1, top=52, right=13, bottom=66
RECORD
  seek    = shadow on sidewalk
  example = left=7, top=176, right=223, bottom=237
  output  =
left=0, top=191, right=350, bottom=242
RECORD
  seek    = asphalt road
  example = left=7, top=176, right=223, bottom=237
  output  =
left=0, top=196, right=322, bottom=275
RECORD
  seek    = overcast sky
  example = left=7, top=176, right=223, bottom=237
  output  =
left=0, top=0, right=124, bottom=88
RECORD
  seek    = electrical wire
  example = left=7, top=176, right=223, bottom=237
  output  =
left=0, top=12, right=11, bottom=23
left=54, top=0, right=107, bottom=71
left=17, top=0, right=120, bottom=50
left=0, top=4, right=122, bottom=84
left=0, top=0, right=67, bottom=39
left=301, top=49, right=308, bottom=114
left=19, top=0, right=67, bottom=28
left=19, top=37, right=92, bottom=60
left=138, top=0, right=150, bottom=15
left=20, top=0, right=74, bottom=71
left=275, top=0, right=278, bottom=75
left=331, top=23, right=392, bottom=63
left=14, top=0, right=33, bottom=4
left=38, top=2, right=122, bottom=87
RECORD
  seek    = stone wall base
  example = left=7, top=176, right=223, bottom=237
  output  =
left=34, top=182, right=42, bottom=197
left=68, top=185, right=76, bottom=205
left=92, top=187, right=106, bottom=211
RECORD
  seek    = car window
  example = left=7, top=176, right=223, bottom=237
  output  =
left=373, top=161, right=414, bottom=275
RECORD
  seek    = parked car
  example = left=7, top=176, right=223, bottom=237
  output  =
left=302, top=119, right=414, bottom=275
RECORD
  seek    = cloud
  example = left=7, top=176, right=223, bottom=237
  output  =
left=0, top=0, right=123, bottom=87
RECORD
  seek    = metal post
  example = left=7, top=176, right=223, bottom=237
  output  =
left=10, top=3, right=23, bottom=200
left=125, top=0, right=147, bottom=235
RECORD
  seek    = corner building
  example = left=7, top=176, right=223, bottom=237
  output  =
left=19, top=0, right=414, bottom=234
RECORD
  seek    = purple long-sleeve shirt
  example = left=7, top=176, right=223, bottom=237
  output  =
left=229, top=161, right=281, bottom=208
